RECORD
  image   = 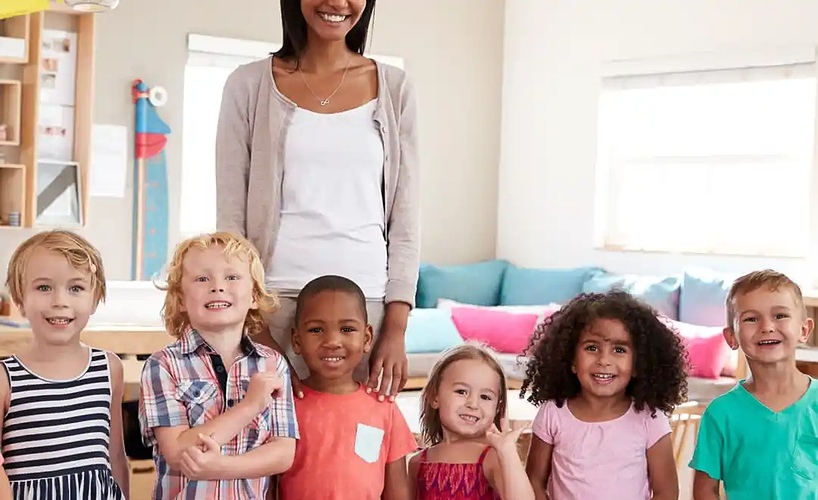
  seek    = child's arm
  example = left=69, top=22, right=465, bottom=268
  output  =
left=381, top=404, right=420, bottom=500
left=645, top=434, right=679, bottom=500
left=407, top=451, right=421, bottom=500
left=383, top=456, right=410, bottom=500
left=484, top=420, right=535, bottom=500
left=107, top=353, right=130, bottom=497
left=688, top=407, right=724, bottom=500
left=140, top=355, right=277, bottom=471
left=0, top=466, right=10, bottom=500
left=177, top=356, right=300, bottom=481
left=692, top=472, right=721, bottom=500
left=525, top=435, right=553, bottom=500
left=486, top=445, right=536, bottom=500
left=179, top=433, right=295, bottom=480
left=0, top=367, right=11, bottom=500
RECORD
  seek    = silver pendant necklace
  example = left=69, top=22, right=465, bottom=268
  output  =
left=298, top=54, right=352, bottom=106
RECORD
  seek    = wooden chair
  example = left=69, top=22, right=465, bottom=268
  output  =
left=671, top=401, right=704, bottom=464
left=671, top=401, right=710, bottom=499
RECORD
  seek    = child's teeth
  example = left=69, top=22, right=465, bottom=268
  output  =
left=206, top=302, right=230, bottom=309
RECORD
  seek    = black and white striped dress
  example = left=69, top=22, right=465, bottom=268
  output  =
left=1, top=348, right=125, bottom=500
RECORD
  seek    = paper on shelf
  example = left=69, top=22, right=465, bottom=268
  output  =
left=0, top=36, right=25, bottom=59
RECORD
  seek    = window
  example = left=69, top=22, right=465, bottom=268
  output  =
left=179, top=34, right=404, bottom=237
left=595, top=52, right=817, bottom=258
left=179, top=35, right=277, bottom=237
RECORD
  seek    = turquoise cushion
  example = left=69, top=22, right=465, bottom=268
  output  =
left=404, top=308, right=464, bottom=354
left=500, top=266, right=605, bottom=306
left=582, top=273, right=681, bottom=319
left=679, top=269, right=736, bottom=327
left=415, top=260, right=510, bottom=309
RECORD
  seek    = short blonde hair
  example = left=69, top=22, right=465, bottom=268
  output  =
left=419, top=343, right=508, bottom=446
left=5, top=230, right=106, bottom=307
left=726, top=269, right=806, bottom=329
left=158, top=231, right=278, bottom=338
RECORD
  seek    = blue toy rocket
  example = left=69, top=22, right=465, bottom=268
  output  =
left=131, top=79, right=171, bottom=281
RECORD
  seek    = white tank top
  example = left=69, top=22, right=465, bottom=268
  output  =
left=268, top=100, right=387, bottom=299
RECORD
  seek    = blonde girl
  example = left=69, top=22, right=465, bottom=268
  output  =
left=3, top=230, right=128, bottom=499
left=409, top=344, right=534, bottom=500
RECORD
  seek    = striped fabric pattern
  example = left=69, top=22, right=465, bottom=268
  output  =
left=1, top=348, right=124, bottom=499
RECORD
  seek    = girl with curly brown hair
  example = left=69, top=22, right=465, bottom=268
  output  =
left=521, top=290, right=688, bottom=500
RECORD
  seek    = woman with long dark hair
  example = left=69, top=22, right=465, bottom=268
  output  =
left=215, top=0, right=420, bottom=402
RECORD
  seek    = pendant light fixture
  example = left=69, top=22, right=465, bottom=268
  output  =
left=62, top=0, right=119, bottom=12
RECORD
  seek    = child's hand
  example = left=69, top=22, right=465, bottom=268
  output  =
left=180, top=433, right=223, bottom=480
left=485, top=417, right=528, bottom=456
left=245, top=372, right=284, bottom=412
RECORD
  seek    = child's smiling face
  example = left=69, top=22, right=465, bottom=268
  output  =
left=726, top=287, right=812, bottom=366
left=432, top=358, right=502, bottom=440
left=292, top=289, right=372, bottom=391
left=20, top=248, right=97, bottom=345
left=179, top=245, right=257, bottom=335
left=572, top=318, right=634, bottom=401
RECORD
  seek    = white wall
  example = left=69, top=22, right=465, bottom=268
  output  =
left=0, top=0, right=505, bottom=279
left=498, top=0, right=818, bottom=286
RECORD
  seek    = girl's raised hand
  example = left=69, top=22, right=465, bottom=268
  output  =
left=485, top=417, right=528, bottom=455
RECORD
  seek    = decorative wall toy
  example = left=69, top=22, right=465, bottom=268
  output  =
left=131, top=79, right=170, bottom=281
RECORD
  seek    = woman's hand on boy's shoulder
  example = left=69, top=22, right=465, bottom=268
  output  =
left=366, top=328, right=408, bottom=402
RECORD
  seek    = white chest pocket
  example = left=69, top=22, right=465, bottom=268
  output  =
left=354, top=423, right=385, bottom=464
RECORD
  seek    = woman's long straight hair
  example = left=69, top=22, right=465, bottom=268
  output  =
left=273, top=0, right=377, bottom=64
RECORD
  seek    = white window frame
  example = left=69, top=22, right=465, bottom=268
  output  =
left=593, top=46, right=818, bottom=267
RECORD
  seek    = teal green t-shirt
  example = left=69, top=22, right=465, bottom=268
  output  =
left=689, top=377, right=818, bottom=500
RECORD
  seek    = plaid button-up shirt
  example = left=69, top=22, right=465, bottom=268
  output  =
left=139, top=329, right=298, bottom=500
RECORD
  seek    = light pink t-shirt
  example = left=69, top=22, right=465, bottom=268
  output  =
left=532, top=400, right=671, bottom=500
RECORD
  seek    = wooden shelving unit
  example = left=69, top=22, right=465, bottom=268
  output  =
left=0, top=5, right=94, bottom=230
left=0, top=15, right=29, bottom=64
left=0, top=163, right=24, bottom=227
left=0, top=79, right=22, bottom=146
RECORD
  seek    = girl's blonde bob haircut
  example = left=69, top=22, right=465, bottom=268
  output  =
left=5, top=230, right=106, bottom=307
left=419, top=343, right=509, bottom=446
left=158, top=231, right=278, bottom=338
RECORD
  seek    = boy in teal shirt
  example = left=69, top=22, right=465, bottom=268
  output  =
left=690, top=270, right=818, bottom=499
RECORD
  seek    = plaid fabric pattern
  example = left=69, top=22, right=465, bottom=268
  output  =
left=139, top=329, right=298, bottom=500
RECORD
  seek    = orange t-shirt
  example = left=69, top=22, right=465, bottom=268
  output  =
left=278, top=385, right=418, bottom=500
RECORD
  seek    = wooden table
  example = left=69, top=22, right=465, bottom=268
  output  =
left=0, top=324, right=172, bottom=356
left=0, top=324, right=172, bottom=401
left=796, top=347, right=818, bottom=377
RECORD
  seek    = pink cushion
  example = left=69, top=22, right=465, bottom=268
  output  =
left=450, top=307, right=541, bottom=354
left=662, top=318, right=732, bottom=379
